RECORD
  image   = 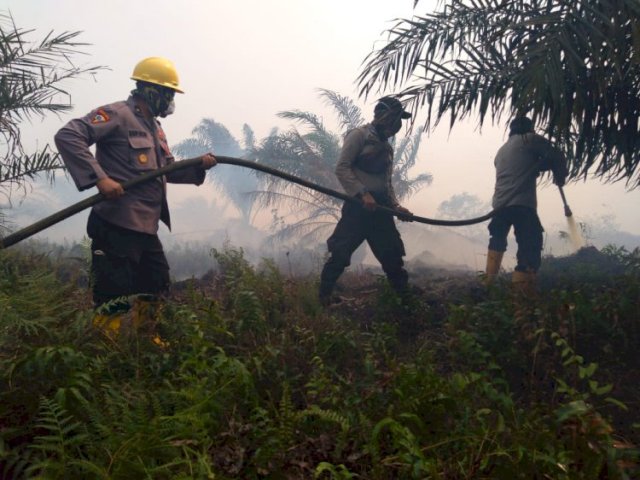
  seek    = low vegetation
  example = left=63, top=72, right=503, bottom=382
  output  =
left=0, top=244, right=638, bottom=479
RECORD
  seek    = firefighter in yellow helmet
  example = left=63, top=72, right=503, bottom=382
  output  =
left=54, top=57, right=217, bottom=334
left=130, top=56, right=185, bottom=93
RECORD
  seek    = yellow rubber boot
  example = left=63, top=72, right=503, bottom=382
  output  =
left=484, top=250, right=504, bottom=284
left=92, top=313, right=122, bottom=339
left=131, top=297, right=158, bottom=330
left=131, top=296, right=168, bottom=347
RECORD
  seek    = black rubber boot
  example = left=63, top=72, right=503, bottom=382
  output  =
left=319, top=258, right=345, bottom=306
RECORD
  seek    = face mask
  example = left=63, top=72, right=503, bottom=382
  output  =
left=383, top=118, right=402, bottom=137
left=375, top=113, right=402, bottom=139
left=134, top=83, right=175, bottom=117
left=160, top=99, right=175, bottom=118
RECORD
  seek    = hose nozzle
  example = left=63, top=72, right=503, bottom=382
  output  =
left=558, top=186, right=573, bottom=217
left=564, top=203, right=573, bottom=217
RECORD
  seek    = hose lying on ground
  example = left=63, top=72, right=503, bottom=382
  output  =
left=0, top=156, right=496, bottom=250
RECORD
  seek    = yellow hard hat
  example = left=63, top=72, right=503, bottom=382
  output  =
left=131, top=57, right=184, bottom=93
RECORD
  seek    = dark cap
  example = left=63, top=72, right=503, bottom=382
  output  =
left=374, top=96, right=412, bottom=119
left=509, top=116, right=534, bottom=135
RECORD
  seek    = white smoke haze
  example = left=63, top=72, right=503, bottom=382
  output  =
left=5, top=167, right=639, bottom=282
left=2, top=0, right=639, bottom=282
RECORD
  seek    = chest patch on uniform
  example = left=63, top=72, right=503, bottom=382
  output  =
left=129, top=130, right=148, bottom=138
left=90, top=109, right=110, bottom=124
left=159, top=141, right=171, bottom=155
left=156, top=127, right=171, bottom=155
left=138, top=153, right=148, bottom=164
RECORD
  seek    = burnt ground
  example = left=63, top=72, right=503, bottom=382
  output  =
left=170, top=245, right=635, bottom=325
left=170, top=246, right=639, bottom=446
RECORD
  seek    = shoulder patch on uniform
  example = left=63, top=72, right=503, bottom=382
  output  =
left=90, top=109, right=110, bottom=124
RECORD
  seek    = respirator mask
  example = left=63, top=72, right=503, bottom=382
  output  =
left=134, top=82, right=176, bottom=117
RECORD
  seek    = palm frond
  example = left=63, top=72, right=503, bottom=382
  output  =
left=265, top=217, right=338, bottom=246
left=0, top=11, right=103, bottom=206
left=358, top=0, right=640, bottom=186
left=317, top=88, right=364, bottom=132
left=249, top=184, right=341, bottom=213
left=242, top=124, right=256, bottom=151
left=0, top=15, right=102, bottom=124
left=0, top=145, right=65, bottom=201
left=277, top=110, right=326, bottom=134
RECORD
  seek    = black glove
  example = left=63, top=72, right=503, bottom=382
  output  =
left=552, top=162, right=568, bottom=187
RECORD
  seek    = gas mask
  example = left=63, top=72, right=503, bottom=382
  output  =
left=134, top=83, right=176, bottom=117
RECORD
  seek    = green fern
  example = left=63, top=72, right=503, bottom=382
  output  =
left=233, top=289, right=266, bottom=333
left=314, top=461, right=356, bottom=479
left=82, top=385, right=204, bottom=479
left=300, top=405, right=350, bottom=433
left=369, top=417, right=430, bottom=477
left=25, top=396, right=90, bottom=479
left=300, top=405, right=351, bottom=458
left=277, top=383, right=296, bottom=445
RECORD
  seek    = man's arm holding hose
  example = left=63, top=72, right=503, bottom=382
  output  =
left=534, top=134, right=568, bottom=186
left=165, top=152, right=218, bottom=185
left=386, top=161, right=414, bottom=221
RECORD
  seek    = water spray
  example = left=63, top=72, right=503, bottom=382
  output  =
left=558, top=185, right=585, bottom=251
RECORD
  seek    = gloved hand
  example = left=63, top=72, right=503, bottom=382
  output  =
left=552, top=163, right=568, bottom=187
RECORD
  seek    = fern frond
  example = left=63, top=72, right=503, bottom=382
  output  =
left=278, top=383, right=296, bottom=444
left=300, top=405, right=351, bottom=432
left=26, top=396, right=89, bottom=477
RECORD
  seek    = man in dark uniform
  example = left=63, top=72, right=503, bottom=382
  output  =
left=319, top=96, right=414, bottom=305
left=55, top=57, right=217, bottom=322
left=485, top=116, right=567, bottom=291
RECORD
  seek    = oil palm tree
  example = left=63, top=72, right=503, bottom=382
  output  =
left=252, top=88, right=433, bottom=244
left=358, top=0, right=640, bottom=186
left=0, top=12, right=102, bottom=203
left=171, top=118, right=260, bottom=223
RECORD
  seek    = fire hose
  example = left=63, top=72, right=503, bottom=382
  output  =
left=0, top=156, right=497, bottom=250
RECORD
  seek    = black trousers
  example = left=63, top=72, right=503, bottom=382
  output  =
left=487, top=205, right=544, bottom=272
left=319, top=197, right=408, bottom=297
left=87, top=211, right=170, bottom=309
